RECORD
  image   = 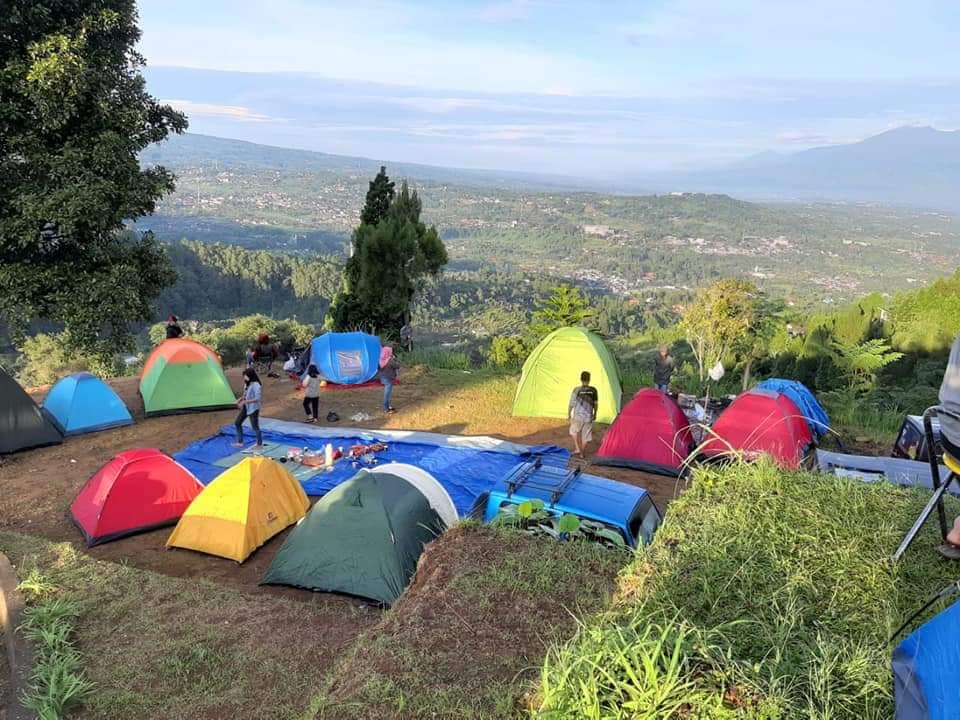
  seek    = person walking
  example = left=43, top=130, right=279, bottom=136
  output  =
left=569, top=370, right=598, bottom=459
left=379, top=346, right=400, bottom=414
left=232, top=368, right=263, bottom=448
left=653, top=345, right=675, bottom=393
left=301, top=364, right=321, bottom=423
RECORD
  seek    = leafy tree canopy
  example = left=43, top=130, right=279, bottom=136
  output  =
left=680, top=278, right=758, bottom=384
left=0, top=0, right=186, bottom=360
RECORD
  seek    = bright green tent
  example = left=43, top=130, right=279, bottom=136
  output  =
left=512, top=327, right=622, bottom=424
left=139, top=339, right=235, bottom=415
left=261, top=470, right=446, bottom=605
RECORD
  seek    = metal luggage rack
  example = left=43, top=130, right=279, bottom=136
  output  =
left=503, top=455, right=582, bottom=505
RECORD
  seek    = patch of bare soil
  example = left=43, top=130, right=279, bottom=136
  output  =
left=315, top=525, right=627, bottom=719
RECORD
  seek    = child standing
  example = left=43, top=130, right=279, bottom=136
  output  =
left=568, top=370, right=598, bottom=459
left=233, top=368, right=263, bottom=447
left=301, top=364, right=321, bottom=423
left=378, top=346, right=400, bottom=414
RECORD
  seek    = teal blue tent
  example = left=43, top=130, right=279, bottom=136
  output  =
left=43, top=373, right=133, bottom=435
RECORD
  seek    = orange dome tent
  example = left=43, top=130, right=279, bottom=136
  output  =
left=140, top=339, right=235, bottom=415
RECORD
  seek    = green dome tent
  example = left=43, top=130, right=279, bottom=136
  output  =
left=512, top=327, right=622, bottom=424
left=139, top=339, right=235, bottom=416
left=261, top=470, right=446, bottom=605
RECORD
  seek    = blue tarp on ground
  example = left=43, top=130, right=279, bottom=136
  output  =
left=755, top=378, right=830, bottom=436
left=893, top=598, right=960, bottom=720
left=303, top=332, right=382, bottom=385
left=42, top=372, right=134, bottom=436
left=173, top=419, right=568, bottom=516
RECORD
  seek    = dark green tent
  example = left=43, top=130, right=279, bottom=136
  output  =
left=261, top=470, right=446, bottom=605
left=1, top=367, right=63, bottom=454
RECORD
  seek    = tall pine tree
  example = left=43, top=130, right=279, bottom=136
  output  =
left=359, top=166, right=395, bottom=226
left=331, top=170, right=447, bottom=335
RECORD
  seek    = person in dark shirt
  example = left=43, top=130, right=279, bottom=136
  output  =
left=653, top=345, right=674, bottom=392
left=568, top=370, right=598, bottom=458
left=165, top=315, right=183, bottom=339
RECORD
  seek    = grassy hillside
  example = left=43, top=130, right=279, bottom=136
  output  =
left=533, top=461, right=958, bottom=719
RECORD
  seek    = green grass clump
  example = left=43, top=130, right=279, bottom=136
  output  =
left=404, top=348, right=475, bottom=370
left=533, top=460, right=958, bottom=719
left=17, top=573, right=94, bottom=720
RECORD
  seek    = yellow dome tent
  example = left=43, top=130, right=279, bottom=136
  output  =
left=167, top=457, right=309, bottom=562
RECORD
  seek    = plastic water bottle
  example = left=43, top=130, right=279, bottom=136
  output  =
left=325, top=443, right=334, bottom=469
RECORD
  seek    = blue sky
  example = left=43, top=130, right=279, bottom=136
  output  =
left=137, top=0, right=960, bottom=176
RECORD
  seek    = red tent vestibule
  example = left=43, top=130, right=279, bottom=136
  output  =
left=595, top=388, right=694, bottom=476
left=70, top=448, right=203, bottom=546
left=701, top=390, right=813, bottom=469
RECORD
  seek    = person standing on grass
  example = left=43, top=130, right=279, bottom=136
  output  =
left=165, top=315, right=183, bottom=339
left=653, top=344, right=675, bottom=393
left=400, top=322, right=413, bottom=352
left=379, top=345, right=400, bottom=414
left=569, top=370, right=598, bottom=459
left=301, top=364, right=321, bottom=423
left=233, top=368, right=263, bottom=448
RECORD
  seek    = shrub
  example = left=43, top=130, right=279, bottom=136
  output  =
left=15, top=332, right=92, bottom=386
left=486, top=335, right=528, bottom=367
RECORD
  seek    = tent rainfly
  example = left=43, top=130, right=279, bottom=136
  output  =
left=0, top=366, right=63, bottom=454
left=167, top=457, right=309, bottom=562
left=261, top=469, right=446, bottom=604
left=512, top=327, right=622, bottom=424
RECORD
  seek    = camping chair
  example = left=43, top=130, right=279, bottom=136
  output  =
left=893, top=406, right=960, bottom=561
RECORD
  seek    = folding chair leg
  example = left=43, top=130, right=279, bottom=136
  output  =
left=893, top=472, right=957, bottom=562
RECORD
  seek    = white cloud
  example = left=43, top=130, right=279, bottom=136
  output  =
left=161, top=99, right=273, bottom=122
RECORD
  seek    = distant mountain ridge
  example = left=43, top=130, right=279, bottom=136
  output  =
left=141, top=133, right=598, bottom=192
left=654, top=126, right=960, bottom=212
left=144, top=127, right=960, bottom=214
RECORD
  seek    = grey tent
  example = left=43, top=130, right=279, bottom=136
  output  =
left=261, top=470, right=446, bottom=605
left=0, top=367, right=63, bottom=454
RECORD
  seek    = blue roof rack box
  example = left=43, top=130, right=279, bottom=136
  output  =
left=475, top=459, right=662, bottom=547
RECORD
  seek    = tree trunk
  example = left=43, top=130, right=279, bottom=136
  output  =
left=741, top=357, right=753, bottom=392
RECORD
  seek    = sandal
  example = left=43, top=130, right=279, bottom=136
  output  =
left=938, top=543, right=960, bottom=561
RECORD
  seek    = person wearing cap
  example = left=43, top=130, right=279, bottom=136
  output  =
left=653, top=344, right=674, bottom=393
left=165, top=315, right=183, bottom=339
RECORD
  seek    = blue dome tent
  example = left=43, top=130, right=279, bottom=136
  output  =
left=299, top=332, right=382, bottom=385
left=894, top=598, right=960, bottom=719
left=755, top=378, right=830, bottom=437
left=43, top=372, right=134, bottom=435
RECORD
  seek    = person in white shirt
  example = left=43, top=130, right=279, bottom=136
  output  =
left=301, top=364, right=321, bottom=423
left=232, top=368, right=263, bottom=447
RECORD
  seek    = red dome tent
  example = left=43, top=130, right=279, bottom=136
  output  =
left=70, top=449, right=203, bottom=546
left=595, top=389, right=694, bottom=475
left=701, top=390, right=814, bottom=469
